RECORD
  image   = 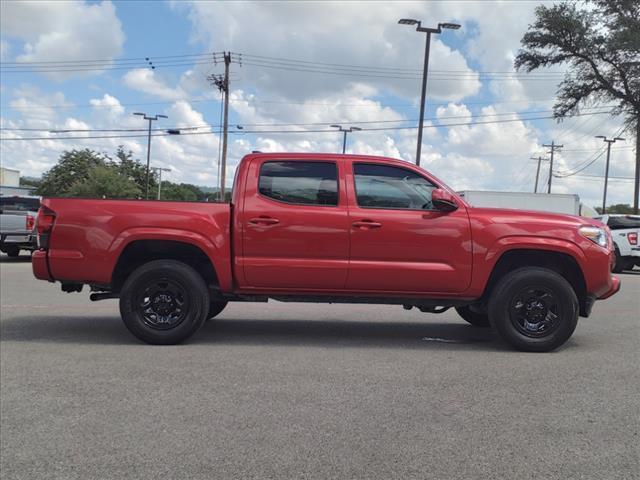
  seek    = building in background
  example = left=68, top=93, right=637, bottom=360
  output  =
left=0, top=167, right=36, bottom=196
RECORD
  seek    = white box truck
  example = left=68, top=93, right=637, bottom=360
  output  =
left=457, top=191, right=588, bottom=216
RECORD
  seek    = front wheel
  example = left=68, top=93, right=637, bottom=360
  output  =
left=612, top=246, right=624, bottom=273
left=488, top=267, right=578, bottom=352
left=119, top=260, right=209, bottom=345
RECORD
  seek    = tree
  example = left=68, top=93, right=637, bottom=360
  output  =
left=19, top=176, right=41, bottom=188
left=595, top=203, right=635, bottom=214
left=107, top=146, right=157, bottom=193
left=35, top=149, right=106, bottom=197
left=515, top=0, right=640, bottom=212
left=66, top=166, right=141, bottom=199
left=159, top=182, right=200, bottom=201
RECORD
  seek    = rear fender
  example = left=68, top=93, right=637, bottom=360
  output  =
left=108, top=227, right=232, bottom=291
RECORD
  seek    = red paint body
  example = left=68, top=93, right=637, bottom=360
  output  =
left=32, top=153, right=620, bottom=305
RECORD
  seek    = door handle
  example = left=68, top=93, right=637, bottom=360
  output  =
left=248, top=216, right=279, bottom=226
left=352, top=220, right=382, bottom=229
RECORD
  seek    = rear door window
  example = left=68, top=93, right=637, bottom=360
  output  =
left=258, top=161, right=338, bottom=206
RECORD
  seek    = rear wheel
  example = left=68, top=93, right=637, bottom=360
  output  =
left=488, top=267, right=578, bottom=352
left=4, top=245, right=19, bottom=257
left=455, top=305, right=490, bottom=327
left=119, top=260, right=209, bottom=344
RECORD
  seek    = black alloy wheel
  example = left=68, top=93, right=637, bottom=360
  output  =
left=119, top=260, right=209, bottom=344
left=509, top=286, right=561, bottom=338
left=137, top=278, right=189, bottom=330
left=488, top=267, right=579, bottom=352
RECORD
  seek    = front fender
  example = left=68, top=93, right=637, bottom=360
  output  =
left=467, top=235, right=586, bottom=297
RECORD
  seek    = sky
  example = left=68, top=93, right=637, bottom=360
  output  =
left=0, top=0, right=636, bottom=208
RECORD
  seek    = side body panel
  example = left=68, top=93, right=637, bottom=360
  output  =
left=235, top=156, right=351, bottom=289
left=343, top=158, right=473, bottom=293
left=42, top=199, right=233, bottom=290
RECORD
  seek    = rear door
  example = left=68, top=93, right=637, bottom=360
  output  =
left=346, top=162, right=472, bottom=294
left=239, top=158, right=350, bottom=290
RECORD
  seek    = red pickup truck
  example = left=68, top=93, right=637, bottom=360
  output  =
left=32, top=153, right=620, bottom=351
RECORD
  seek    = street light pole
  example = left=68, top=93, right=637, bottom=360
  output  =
left=133, top=112, right=167, bottom=199
left=330, top=125, right=362, bottom=154
left=150, top=167, right=171, bottom=200
left=595, top=135, right=625, bottom=214
left=399, top=19, right=461, bottom=167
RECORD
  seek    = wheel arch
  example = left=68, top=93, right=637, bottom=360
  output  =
left=483, top=248, right=589, bottom=316
left=110, top=239, right=220, bottom=293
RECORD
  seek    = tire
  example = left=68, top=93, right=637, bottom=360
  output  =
left=622, top=259, right=635, bottom=272
left=207, top=301, right=228, bottom=320
left=612, top=245, right=625, bottom=273
left=4, top=245, right=20, bottom=257
left=455, top=305, right=491, bottom=327
left=488, top=267, right=578, bottom=352
left=119, top=260, right=209, bottom=345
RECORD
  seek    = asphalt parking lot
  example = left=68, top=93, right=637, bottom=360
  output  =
left=1, top=254, right=638, bottom=480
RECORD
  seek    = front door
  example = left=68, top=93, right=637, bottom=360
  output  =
left=346, top=162, right=472, bottom=294
left=240, top=159, right=350, bottom=290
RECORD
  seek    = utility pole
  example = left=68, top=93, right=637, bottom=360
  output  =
left=150, top=166, right=171, bottom=200
left=635, top=114, right=639, bottom=214
left=330, top=125, right=362, bottom=153
left=133, top=112, right=167, bottom=199
left=542, top=141, right=563, bottom=193
left=530, top=156, right=548, bottom=193
left=595, top=135, right=625, bottom=214
left=208, top=52, right=231, bottom=201
left=398, top=19, right=460, bottom=166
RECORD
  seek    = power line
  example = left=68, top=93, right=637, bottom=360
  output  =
left=1, top=49, right=569, bottom=82
left=0, top=112, right=614, bottom=142
left=0, top=107, right=615, bottom=133
left=553, top=149, right=607, bottom=178
left=0, top=97, right=561, bottom=111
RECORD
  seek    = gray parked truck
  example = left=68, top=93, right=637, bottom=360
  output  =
left=0, top=195, right=40, bottom=257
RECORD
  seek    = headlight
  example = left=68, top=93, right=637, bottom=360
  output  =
left=579, top=226, right=608, bottom=248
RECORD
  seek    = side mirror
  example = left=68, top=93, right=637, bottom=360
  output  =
left=431, top=188, right=459, bottom=212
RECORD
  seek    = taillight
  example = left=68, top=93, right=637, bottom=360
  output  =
left=26, top=214, right=35, bottom=231
left=36, top=206, right=56, bottom=249
left=36, top=207, right=55, bottom=234
left=628, top=232, right=638, bottom=245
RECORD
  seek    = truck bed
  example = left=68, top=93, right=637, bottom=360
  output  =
left=39, top=198, right=232, bottom=287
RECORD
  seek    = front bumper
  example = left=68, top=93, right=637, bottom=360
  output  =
left=598, top=275, right=621, bottom=300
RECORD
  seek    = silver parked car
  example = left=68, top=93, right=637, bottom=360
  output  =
left=0, top=195, right=40, bottom=257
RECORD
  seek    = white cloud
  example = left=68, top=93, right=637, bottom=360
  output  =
left=0, top=0, right=125, bottom=80
left=173, top=1, right=480, bottom=102
left=123, top=69, right=188, bottom=101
